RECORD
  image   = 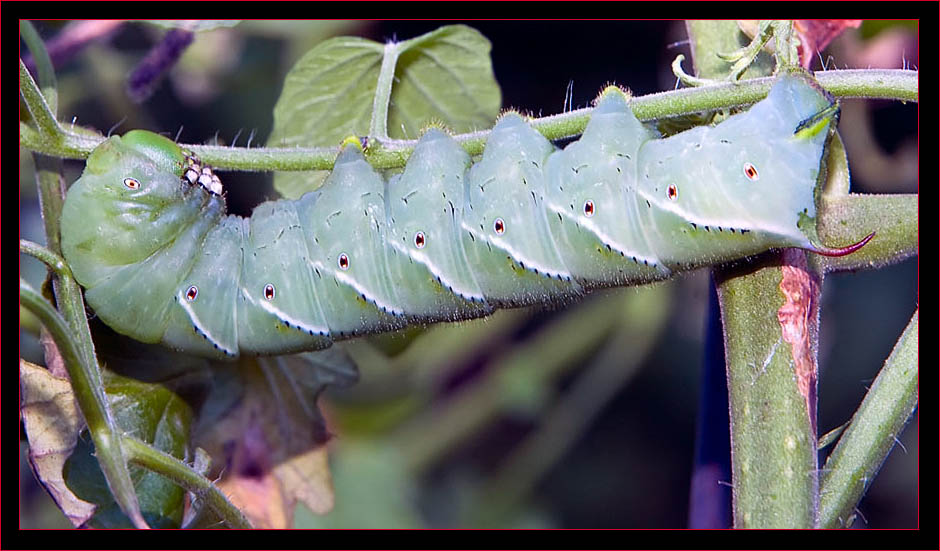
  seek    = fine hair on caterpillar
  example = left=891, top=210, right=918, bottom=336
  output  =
left=60, top=74, right=872, bottom=360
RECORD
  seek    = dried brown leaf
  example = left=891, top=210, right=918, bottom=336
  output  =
left=193, top=356, right=341, bottom=528
left=19, top=360, right=95, bottom=526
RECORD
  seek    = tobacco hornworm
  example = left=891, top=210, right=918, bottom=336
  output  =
left=60, top=74, right=872, bottom=360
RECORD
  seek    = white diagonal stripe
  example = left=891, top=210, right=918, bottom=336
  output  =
left=175, top=290, right=237, bottom=356
left=241, top=288, right=330, bottom=335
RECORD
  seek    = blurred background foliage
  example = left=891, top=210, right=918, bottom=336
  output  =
left=20, top=20, right=917, bottom=528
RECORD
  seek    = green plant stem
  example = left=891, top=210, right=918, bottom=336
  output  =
left=121, top=437, right=252, bottom=529
left=20, top=280, right=87, bottom=393
left=19, top=67, right=917, bottom=171
left=24, top=42, right=149, bottom=522
left=20, top=59, right=62, bottom=139
left=29, top=171, right=99, bottom=418
left=19, top=61, right=99, bottom=158
left=22, top=263, right=245, bottom=528
left=815, top=69, right=919, bottom=102
left=772, top=21, right=798, bottom=69
left=22, top=271, right=240, bottom=529
left=20, top=21, right=58, bottom=114
left=20, top=54, right=148, bottom=528
left=692, top=20, right=818, bottom=529
left=20, top=281, right=148, bottom=528
left=817, top=194, right=918, bottom=272
left=20, top=60, right=147, bottom=528
left=20, top=238, right=97, bottom=376
left=817, top=311, right=918, bottom=528
left=717, top=260, right=819, bottom=528
left=685, top=20, right=776, bottom=81
left=20, top=240, right=68, bottom=276
left=369, top=41, right=400, bottom=139
left=23, top=35, right=236, bottom=526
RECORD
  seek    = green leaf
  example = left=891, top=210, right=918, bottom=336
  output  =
left=64, top=372, right=193, bottom=528
left=268, top=24, right=501, bottom=199
left=382, top=24, right=502, bottom=138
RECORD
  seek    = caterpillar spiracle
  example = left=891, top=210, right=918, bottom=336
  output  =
left=60, top=74, right=873, bottom=360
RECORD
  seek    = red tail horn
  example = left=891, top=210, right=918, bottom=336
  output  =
left=804, top=231, right=875, bottom=257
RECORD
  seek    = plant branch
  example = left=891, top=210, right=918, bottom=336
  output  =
left=19, top=60, right=101, bottom=158
left=121, top=437, right=252, bottom=529
left=21, top=249, right=244, bottom=528
left=20, top=59, right=63, bottom=139
left=817, top=311, right=918, bottom=528
left=20, top=68, right=917, bottom=172
left=20, top=240, right=69, bottom=278
left=369, top=40, right=400, bottom=140
left=817, top=194, right=918, bottom=273
left=20, top=20, right=58, bottom=114
left=717, top=254, right=820, bottom=528
left=20, top=280, right=148, bottom=528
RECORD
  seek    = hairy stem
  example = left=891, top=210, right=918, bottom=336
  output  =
left=817, top=311, right=918, bottom=528
left=369, top=41, right=400, bottom=140
left=20, top=281, right=148, bottom=528
left=19, top=67, right=918, bottom=172
left=718, top=257, right=820, bottom=528
left=121, top=437, right=252, bottom=529
left=22, top=31, right=150, bottom=524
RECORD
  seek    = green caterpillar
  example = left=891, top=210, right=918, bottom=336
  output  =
left=60, top=74, right=872, bottom=359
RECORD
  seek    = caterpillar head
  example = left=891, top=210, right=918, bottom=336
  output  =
left=61, top=131, right=225, bottom=289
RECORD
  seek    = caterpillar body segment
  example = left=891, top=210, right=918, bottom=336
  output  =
left=61, top=75, right=863, bottom=359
